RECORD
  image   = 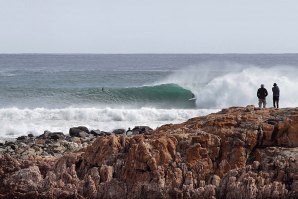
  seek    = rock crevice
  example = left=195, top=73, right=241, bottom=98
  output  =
left=1, top=106, right=298, bottom=198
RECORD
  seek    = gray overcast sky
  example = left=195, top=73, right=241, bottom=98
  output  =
left=0, top=0, right=297, bottom=53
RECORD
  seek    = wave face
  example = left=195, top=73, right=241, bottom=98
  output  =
left=0, top=107, right=216, bottom=140
left=161, top=64, right=298, bottom=108
left=99, top=84, right=195, bottom=108
left=0, top=84, right=195, bottom=109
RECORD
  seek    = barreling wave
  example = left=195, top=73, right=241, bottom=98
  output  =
left=1, top=84, right=196, bottom=109
left=85, top=84, right=195, bottom=108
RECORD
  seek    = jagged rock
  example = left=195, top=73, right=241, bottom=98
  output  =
left=3, top=165, right=43, bottom=192
left=100, top=165, right=113, bottom=182
left=1, top=107, right=298, bottom=198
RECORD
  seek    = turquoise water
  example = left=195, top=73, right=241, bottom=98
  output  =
left=1, top=54, right=298, bottom=138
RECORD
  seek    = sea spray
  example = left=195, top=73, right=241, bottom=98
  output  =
left=0, top=107, right=217, bottom=139
left=161, top=64, right=298, bottom=108
left=2, top=54, right=298, bottom=139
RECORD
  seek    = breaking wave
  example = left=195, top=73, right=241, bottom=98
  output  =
left=161, top=64, right=298, bottom=108
left=0, top=107, right=216, bottom=140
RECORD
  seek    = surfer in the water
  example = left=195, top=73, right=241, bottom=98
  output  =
left=189, top=93, right=196, bottom=101
left=102, top=87, right=104, bottom=92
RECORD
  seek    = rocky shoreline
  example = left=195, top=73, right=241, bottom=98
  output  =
left=0, top=126, right=152, bottom=159
left=1, top=106, right=298, bottom=198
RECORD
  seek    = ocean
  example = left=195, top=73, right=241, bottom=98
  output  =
left=1, top=54, right=298, bottom=141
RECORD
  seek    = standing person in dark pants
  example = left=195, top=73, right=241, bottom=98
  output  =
left=257, top=84, right=268, bottom=108
left=272, top=83, right=280, bottom=108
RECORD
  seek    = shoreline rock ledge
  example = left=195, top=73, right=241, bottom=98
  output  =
left=1, top=106, right=298, bottom=199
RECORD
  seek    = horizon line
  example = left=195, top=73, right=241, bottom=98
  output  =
left=1, top=53, right=298, bottom=55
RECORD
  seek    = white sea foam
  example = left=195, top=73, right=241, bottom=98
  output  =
left=0, top=107, right=217, bottom=140
left=3, top=64, right=298, bottom=141
left=161, top=64, right=298, bottom=108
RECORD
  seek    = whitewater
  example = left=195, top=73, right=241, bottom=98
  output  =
left=1, top=54, right=298, bottom=141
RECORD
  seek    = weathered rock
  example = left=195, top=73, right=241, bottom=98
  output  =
left=77, top=126, right=90, bottom=134
left=113, top=129, right=126, bottom=135
left=102, top=131, right=112, bottom=136
left=28, top=133, right=34, bottom=138
left=132, top=126, right=153, bottom=135
left=38, top=130, right=52, bottom=139
left=49, top=132, right=65, bottom=140
left=90, top=130, right=104, bottom=136
left=69, top=127, right=88, bottom=138
left=16, top=135, right=28, bottom=141
left=1, top=106, right=298, bottom=198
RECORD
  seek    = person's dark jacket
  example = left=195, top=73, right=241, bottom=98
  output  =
left=257, top=88, right=268, bottom=99
left=272, top=86, right=280, bottom=97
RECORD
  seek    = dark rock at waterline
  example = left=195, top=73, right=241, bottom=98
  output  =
left=113, top=129, right=126, bottom=135
left=37, top=131, right=65, bottom=140
left=37, top=130, right=52, bottom=139
left=76, top=126, right=90, bottom=134
left=5, top=141, right=14, bottom=146
left=16, top=136, right=28, bottom=141
left=132, top=126, right=153, bottom=135
left=49, top=132, right=65, bottom=140
left=69, top=128, right=88, bottom=138
left=90, top=130, right=104, bottom=136
left=10, top=144, right=17, bottom=150
left=102, top=131, right=111, bottom=136
left=69, top=126, right=90, bottom=137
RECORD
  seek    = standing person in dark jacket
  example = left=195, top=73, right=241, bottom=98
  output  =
left=257, top=84, right=268, bottom=108
left=272, top=83, right=280, bottom=108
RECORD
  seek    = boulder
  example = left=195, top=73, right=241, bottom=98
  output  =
left=69, top=127, right=88, bottom=138
left=76, top=126, right=90, bottom=134
left=49, top=132, right=65, bottom=140
left=16, top=136, right=28, bottom=141
left=90, top=130, right=104, bottom=136
left=112, top=129, right=125, bottom=135
left=102, top=131, right=112, bottom=136
left=132, top=126, right=153, bottom=135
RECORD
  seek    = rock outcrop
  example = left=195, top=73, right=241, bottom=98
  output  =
left=1, top=106, right=298, bottom=198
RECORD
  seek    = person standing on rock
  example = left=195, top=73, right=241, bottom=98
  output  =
left=257, top=84, right=268, bottom=108
left=272, top=83, right=280, bottom=108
